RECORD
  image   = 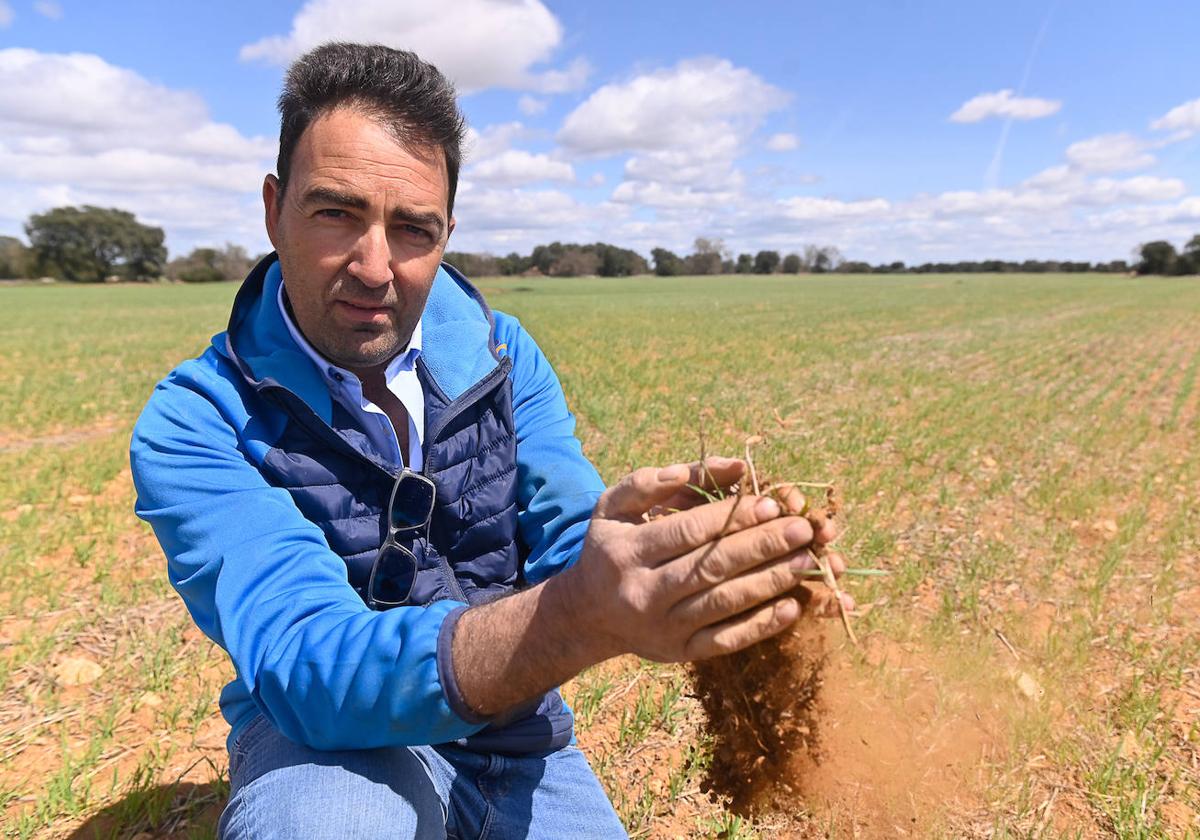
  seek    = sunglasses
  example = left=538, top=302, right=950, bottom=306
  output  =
left=365, top=469, right=436, bottom=609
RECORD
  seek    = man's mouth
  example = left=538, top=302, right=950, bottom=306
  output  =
left=334, top=300, right=392, bottom=324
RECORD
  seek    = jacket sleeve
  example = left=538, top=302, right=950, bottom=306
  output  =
left=495, top=312, right=606, bottom=585
left=129, top=360, right=488, bottom=750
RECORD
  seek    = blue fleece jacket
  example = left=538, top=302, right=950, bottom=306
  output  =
left=130, top=256, right=605, bottom=755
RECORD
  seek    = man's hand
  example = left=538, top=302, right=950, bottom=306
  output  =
left=451, top=457, right=850, bottom=719
left=553, top=456, right=850, bottom=665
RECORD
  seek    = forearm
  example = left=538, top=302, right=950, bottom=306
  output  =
left=450, top=569, right=614, bottom=718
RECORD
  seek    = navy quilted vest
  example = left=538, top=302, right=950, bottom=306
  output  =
left=256, top=355, right=521, bottom=608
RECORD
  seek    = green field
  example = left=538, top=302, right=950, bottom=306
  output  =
left=1, top=273, right=1198, bottom=838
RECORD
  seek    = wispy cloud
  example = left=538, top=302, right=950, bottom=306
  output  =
left=765, top=132, right=799, bottom=152
left=951, top=89, right=1061, bottom=124
left=33, top=0, right=62, bottom=20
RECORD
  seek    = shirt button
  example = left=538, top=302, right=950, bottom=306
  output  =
left=331, top=371, right=344, bottom=382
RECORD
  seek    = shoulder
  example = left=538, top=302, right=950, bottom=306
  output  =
left=132, top=339, right=274, bottom=456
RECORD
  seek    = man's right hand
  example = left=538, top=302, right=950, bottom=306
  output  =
left=555, top=457, right=848, bottom=665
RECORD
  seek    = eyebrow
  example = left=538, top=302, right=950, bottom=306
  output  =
left=302, top=186, right=445, bottom=236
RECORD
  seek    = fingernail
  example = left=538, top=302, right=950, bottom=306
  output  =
left=790, top=551, right=815, bottom=571
left=657, top=464, right=688, bottom=482
left=754, top=497, right=780, bottom=520
left=784, top=520, right=811, bottom=547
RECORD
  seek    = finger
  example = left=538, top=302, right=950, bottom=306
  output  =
left=772, top=482, right=808, bottom=514
left=633, top=492, right=787, bottom=567
left=668, top=552, right=815, bottom=626
left=656, top=515, right=815, bottom=593
left=814, top=518, right=838, bottom=546
left=648, top=457, right=746, bottom=515
left=594, top=465, right=693, bottom=522
left=807, top=587, right=856, bottom=618
left=683, top=598, right=799, bottom=660
left=822, top=549, right=846, bottom=578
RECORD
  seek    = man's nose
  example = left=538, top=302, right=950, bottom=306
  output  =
left=347, top=224, right=394, bottom=287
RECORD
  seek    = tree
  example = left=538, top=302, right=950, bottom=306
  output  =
left=591, top=243, right=648, bottom=276
left=735, top=253, right=754, bottom=273
left=781, top=253, right=801, bottom=273
left=168, top=243, right=254, bottom=282
left=25, top=205, right=166, bottom=282
left=549, top=248, right=600, bottom=277
left=1180, top=234, right=1200, bottom=275
left=0, top=236, right=29, bottom=279
left=1136, top=241, right=1179, bottom=276
left=753, top=250, right=780, bottom=274
left=807, top=245, right=843, bottom=273
left=651, top=248, right=684, bottom=276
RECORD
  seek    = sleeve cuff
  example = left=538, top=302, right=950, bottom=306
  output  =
left=435, top=604, right=492, bottom=726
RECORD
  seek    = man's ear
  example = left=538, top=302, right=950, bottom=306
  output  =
left=263, top=174, right=281, bottom=250
left=446, top=215, right=456, bottom=242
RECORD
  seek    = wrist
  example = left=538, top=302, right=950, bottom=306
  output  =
left=544, top=562, right=624, bottom=666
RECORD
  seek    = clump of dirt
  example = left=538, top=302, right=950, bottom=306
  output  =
left=692, top=614, right=829, bottom=815
left=690, top=479, right=845, bottom=815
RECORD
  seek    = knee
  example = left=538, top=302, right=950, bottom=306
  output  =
left=220, top=744, right=445, bottom=840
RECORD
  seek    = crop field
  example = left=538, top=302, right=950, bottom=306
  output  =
left=1, top=272, right=1198, bottom=838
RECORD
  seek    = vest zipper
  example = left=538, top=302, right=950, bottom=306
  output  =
left=420, top=356, right=513, bottom=604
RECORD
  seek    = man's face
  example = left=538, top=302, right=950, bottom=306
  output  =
left=263, top=107, right=454, bottom=376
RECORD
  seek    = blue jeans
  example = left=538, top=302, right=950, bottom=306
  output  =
left=217, top=715, right=629, bottom=839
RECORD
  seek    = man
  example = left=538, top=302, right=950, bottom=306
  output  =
left=131, top=43, right=845, bottom=839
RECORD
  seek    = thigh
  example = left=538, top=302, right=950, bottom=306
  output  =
left=454, top=744, right=628, bottom=840
left=218, top=715, right=450, bottom=840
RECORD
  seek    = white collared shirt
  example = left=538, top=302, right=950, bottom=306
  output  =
left=278, top=283, right=425, bottom=471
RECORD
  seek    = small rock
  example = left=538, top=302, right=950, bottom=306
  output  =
left=1015, top=672, right=1043, bottom=702
left=1118, top=730, right=1142, bottom=759
left=982, top=456, right=997, bottom=469
left=55, top=656, right=104, bottom=686
left=136, top=692, right=163, bottom=709
left=67, top=494, right=92, bottom=505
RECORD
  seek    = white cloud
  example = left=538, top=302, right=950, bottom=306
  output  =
left=454, top=183, right=622, bottom=234
left=611, top=179, right=741, bottom=210
left=240, top=0, right=586, bottom=94
left=0, top=48, right=275, bottom=255
left=950, top=89, right=1061, bottom=123
left=1151, top=97, right=1200, bottom=135
left=559, top=57, right=788, bottom=231
left=558, top=58, right=788, bottom=156
left=518, top=95, right=547, bottom=116
left=1064, top=133, right=1155, bottom=173
left=0, top=49, right=274, bottom=161
left=463, top=121, right=529, bottom=162
left=765, top=132, right=799, bottom=152
left=0, top=1, right=13, bottom=28
left=33, top=0, right=62, bottom=20
left=467, top=149, right=574, bottom=186
left=779, top=196, right=891, bottom=221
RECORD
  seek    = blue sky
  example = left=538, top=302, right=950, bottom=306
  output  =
left=2, top=0, right=1199, bottom=263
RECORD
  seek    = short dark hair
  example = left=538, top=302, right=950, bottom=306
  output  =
left=276, top=42, right=466, bottom=216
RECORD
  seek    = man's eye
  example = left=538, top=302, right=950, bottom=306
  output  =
left=401, top=224, right=432, bottom=240
left=317, top=209, right=347, bottom=219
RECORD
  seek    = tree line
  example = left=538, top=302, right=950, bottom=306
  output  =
left=0, top=205, right=257, bottom=283
left=452, top=238, right=1135, bottom=277
left=1, top=204, right=1196, bottom=282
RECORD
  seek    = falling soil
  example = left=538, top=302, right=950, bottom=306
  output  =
left=688, top=478, right=846, bottom=816
left=691, top=614, right=829, bottom=815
